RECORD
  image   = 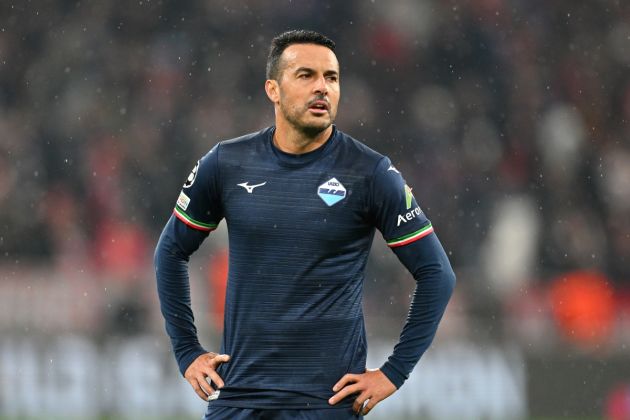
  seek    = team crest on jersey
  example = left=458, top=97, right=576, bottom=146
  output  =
left=318, top=177, right=346, bottom=206
left=183, top=161, right=199, bottom=188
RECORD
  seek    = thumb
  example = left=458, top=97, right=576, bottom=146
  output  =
left=214, top=354, right=231, bottom=363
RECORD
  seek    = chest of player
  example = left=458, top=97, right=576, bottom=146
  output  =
left=220, top=166, right=371, bottom=242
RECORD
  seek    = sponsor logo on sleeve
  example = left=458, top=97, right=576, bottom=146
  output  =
left=318, top=177, right=346, bottom=206
left=397, top=183, right=422, bottom=226
left=177, top=191, right=191, bottom=210
left=183, top=161, right=199, bottom=188
left=404, top=184, right=413, bottom=209
left=397, top=206, right=423, bottom=226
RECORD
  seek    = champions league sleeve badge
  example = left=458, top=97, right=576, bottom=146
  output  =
left=183, top=160, right=199, bottom=188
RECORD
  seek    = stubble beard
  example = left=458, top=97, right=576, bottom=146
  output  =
left=279, top=98, right=334, bottom=139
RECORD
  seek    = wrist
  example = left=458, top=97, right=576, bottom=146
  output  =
left=379, top=360, right=406, bottom=389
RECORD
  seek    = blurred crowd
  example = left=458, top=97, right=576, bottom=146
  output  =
left=1, top=0, right=630, bottom=350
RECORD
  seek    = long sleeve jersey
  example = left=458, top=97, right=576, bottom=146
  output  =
left=155, top=126, right=455, bottom=409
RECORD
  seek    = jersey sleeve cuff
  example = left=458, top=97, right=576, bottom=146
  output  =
left=177, top=345, right=209, bottom=377
left=380, top=359, right=408, bottom=389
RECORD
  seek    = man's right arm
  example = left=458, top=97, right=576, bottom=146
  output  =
left=154, top=215, right=211, bottom=376
left=154, top=146, right=224, bottom=377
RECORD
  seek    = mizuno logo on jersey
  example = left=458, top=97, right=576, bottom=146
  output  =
left=238, top=181, right=266, bottom=193
left=388, top=165, right=400, bottom=173
left=318, top=177, right=346, bottom=206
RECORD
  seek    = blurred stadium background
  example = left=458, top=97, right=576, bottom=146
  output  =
left=1, top=0, right=630, bottom=419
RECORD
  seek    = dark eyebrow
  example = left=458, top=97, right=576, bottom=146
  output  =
left=294, top=67, right=339, bottom=77
left=294, top=67, right=315, bottom=74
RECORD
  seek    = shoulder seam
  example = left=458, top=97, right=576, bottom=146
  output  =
left=215, top=141, right=223, bottom=213
left=366, top=156, right=389, bottom=215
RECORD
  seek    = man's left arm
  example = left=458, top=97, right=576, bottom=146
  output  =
left=380, top=231, right=455, bottom=387
left=329, top=156, right=455, bottom=415
left=329, top=232, right=455, bottom=414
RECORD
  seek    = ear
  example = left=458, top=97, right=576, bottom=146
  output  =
left=265, top=79, right=280, bottom=104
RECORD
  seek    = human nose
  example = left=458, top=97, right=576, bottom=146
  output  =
left=313, top=75, right=328, bottom=95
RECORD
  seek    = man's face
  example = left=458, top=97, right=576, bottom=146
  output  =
left=273, top=44, right=340, bottom=136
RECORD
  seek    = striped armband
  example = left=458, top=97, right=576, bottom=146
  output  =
left=386, top=223, right=434, bottom=248
left=173, top=206, right=217, bottom=232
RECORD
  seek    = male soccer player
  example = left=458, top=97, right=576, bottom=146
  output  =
left=155, top=30, right=455, bottom=419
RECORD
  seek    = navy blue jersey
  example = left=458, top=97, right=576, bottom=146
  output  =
left=155, top=126, right=455, bottom=409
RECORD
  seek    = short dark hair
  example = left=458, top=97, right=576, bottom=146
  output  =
left=266, top=30, right=336, bottom=80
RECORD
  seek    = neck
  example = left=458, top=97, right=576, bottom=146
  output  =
left=273, top=118, right=333, bottom=155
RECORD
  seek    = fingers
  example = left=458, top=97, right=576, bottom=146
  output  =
left=208, top=354, right=230, bottom=388
left=207, top=369, right=225, bottom=389
left=211, top=354, right=231, bottom=366
left=332, top=373, right=359, bottom=392
left=330, top=369, right=397, bottom=413
left=197, top=352, right=230, bottom=369
left=196, top=374, right=215, bottom=397
left=352, top=391, right=370, bottom=414
left=362, top=396, right=379, bottom=415
left=329, top=382, right=360, bottom=405
left=185, top=353, right=231, bottom=401
left=189, top=377, right=212, bottom=401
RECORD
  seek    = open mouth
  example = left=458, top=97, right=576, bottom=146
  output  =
left=308, top=100, right=330, bottom=113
